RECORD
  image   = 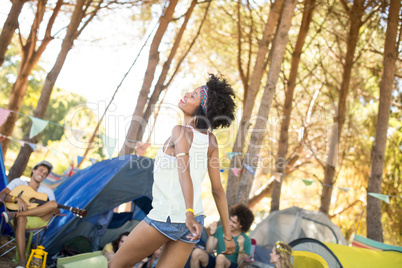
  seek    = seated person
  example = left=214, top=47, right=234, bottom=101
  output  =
left=190, top=203, right=254, bottom=268
left=134, top=246, right=162, bottom=268
left=0, top=161, right=59, bottom=268
left=269, top=241, right=293, bottom=268
left=103, top=231, right=130, bottom=261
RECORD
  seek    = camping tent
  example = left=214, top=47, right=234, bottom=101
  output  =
left=289, top=237, right=402, bottom=268
left=250, top=206, right=347, bottom=267
left=251, top=206, right=347, bottom=249
left=41, top=166, right=81, bottom=190
left=42, top=155, right=154, bottom=255
left=0, top=145, right=7, bottom=190
left=289, top=238, right=343, bottom=268
left=0, top=145, right=13, bottom=236
left=351, top=233, right=402, bottom=252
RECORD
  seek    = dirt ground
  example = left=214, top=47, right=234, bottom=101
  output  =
left=0, top=236, right=18, bottom=268
left=0, top=236, right=60, bottom=268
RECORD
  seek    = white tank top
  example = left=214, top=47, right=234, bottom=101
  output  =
left=147, top=126, right=209, bottom=223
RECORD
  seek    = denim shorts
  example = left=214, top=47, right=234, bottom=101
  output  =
left=144, top=215, right=204, bottom=244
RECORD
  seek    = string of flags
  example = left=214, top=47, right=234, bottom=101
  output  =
left=0, top=108, right=126, bottom=159
left=1, top=108, right=400, bottom=203
left=0, top=107, right=150, bottom=164
left=221, top=153, right=401, bottom=204
left=0, top=108, right=86, bottom=139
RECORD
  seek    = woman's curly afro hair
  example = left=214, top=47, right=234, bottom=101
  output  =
left=192, top=74, right=236, bottom=130
left=229, top=203, right=254, bottom=233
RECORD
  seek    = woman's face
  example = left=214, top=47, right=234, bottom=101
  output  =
left=178, top=87, right=202, bottom=115
left=269, top=247, right=280, bottom=264
left=118, top=235, right=128, bottom=249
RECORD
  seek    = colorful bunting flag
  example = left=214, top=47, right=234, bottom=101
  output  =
left=273, top=174, right=282, bottom=182
left=72, top=128, right=85, bottom=140
left=0, top=108, right=11, bottom=127
left=89, top=158, right=97, bottom=164
left=28, top=143, right=37, bottom=151
left=77, top=156, right=84, bottom=166
left=220, top=169, right=225, bottom=173
left=302, top=179, right=314, bottom=186
left=227, top=152, right=241, bottom=160
left=243, top=163, right=255, bottom=175
left=231, top=168, right=242, bottom=176
left=338, top=187, right=351, bottom=192
left=51, top=149, right=58, bottom=156
left=102, top=134, right=117, bottom=159
left=368, top=193, right=390, bottom=204
left=29, top=116, right=49, bottom=139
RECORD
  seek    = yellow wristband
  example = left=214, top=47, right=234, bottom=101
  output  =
left=186, top=208, right=195, bottom=214
left=12, top=196, right=15, bottom=203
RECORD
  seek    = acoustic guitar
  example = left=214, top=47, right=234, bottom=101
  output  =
left=5, top=185, right=87, bottom=218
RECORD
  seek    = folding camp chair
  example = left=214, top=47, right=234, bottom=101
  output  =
left=0, top=199, right=63, bottom=260
left=238, top=238, right=257, bottom=268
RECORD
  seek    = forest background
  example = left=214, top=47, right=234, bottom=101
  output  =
left=0, top=0, right=401, bottom=246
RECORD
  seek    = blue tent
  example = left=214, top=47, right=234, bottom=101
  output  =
left=0, top=145, right=7, bottom=190
left=42, top=155, right=154, bottom=255
left=0, top=146, right=12, bottom=236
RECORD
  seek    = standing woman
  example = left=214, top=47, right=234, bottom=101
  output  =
left=109, top=74, right=237, bottom=268
left=269, top=241, right=293, bottom=268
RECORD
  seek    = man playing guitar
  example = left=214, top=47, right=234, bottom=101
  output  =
left=0, top=160, right=59, bottom=268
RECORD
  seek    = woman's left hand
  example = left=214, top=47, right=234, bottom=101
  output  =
left=185, top=214, right=202, bottom=241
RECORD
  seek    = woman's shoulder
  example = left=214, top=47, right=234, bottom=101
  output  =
left=171, top=125, right=191, bottom=136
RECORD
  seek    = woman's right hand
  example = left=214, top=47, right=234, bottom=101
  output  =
left=222, top=237, right=236, bottom=255
left=185, top=213, right=202, bottom=241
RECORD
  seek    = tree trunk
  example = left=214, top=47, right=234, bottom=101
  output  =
left=0, top=0, right=27, bottom=67
left=0, top=0, right=62, bottom=157
left=119, top=0, right=178, bottom=156
left=137, top=0, right=204, bottom=142
left=7, top=0, right=93, bottom=181
left=367, top=0, right=400, bottom=242
left=226, top=0, right=284, bottom=206
left=234, top=0, right=298, bottom=206
left=270, top=0, right=316, bottom=211
left=319, top=0, right=365, bottom=215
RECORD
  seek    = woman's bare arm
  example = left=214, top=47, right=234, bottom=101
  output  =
left=207, top=134, right=236, bottom=254
left=172, top=125, right=202, bottom=240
